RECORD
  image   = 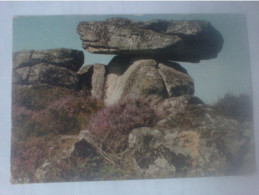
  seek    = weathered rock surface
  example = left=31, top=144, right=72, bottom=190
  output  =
left=32, top=104, right=255, bottom=182
left=127, top=105, right=255, bottom=177
left=13, top=48, right=84, bottom=71
left=104, top=56, right=194, bottom=105
left=156, top=95, right=204, bottom=118
left=13, top=63, right=79, bottom=89
left=158, top=62, right=194, bottom=97
left=12, top=49, right=84, bottom=89
left=78, top=64, right=106, bottom=99
left=34, top=130, right=105, bottom=182
left=77, top=18, right=223, bottom=62
left=105, top=58, right=167, bottom=105
left=12, top=17, right=255, bottom=183
left=13, top=50, right=33, bottom=69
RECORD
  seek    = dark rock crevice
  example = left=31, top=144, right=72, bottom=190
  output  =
left=78, top=66, right=93, bottom=90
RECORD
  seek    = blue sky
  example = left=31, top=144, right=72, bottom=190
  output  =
left=13, top=14, right=252, bottom=104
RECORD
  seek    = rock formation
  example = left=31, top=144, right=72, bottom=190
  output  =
left=11, top=18, right=255, bottom=183
left=13, top=49, right=84, bottom=71
left=104, top=56, right=194, bottom=105
left=128, top=104, right=254, bottom=177
left=76, top=18, right=222, bottom=104
left=34, top=103, right=255, bottom=180
left=78, top=63, right=106, bottom=99
left=13, top=48, right=84, bottom=89
left=75, top=18, right=253, bottom=178
left=77, top=18, right=223, bottom=62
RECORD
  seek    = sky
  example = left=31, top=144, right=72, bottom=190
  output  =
left=13, top=14, right=252, bottom=104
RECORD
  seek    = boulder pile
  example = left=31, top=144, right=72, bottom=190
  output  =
left=75, top=18, right=253, bottom=177
left=12, top=18, right=255, bottom=183
left=13, top=48, right=84, bottom=89
left=13, top=18, right=224, bottom=105
left=76, top=18, right=224, bottom=105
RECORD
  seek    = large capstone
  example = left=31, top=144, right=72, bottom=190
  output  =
left=77, top=18, right=223, bottom=62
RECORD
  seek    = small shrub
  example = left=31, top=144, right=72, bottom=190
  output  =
left=11, top=136, right=49, bottom=182
left=11, top=85, right=104, bottom=182
left=12, top=85, right=75, bottom=111
left=12, top=105, right=34, bottom=124
left=13, top=97, right=103, bottom=136
left=213, top=93, right=252, bottom=122
left=87, top=98, right=159, bottom=153
left=35, top=95, right=103, bottom=135
left=12, top=87, right=104, bottom=136
left=31, top=96, right=83, bottom=135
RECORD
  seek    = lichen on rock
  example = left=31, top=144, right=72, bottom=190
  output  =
left=11, top=17, right=255, bottom=183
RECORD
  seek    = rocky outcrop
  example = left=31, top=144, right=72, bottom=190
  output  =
left=13, top=50, right=33, bottom=69
left=156, top=95, right=204, bottom=118
left=103, top=56, right=194, bottom=105
left=12, top=17, right=255, bottom=183
left=13, top=63, right=79, bottom=89
left=34, top=104, right=255, bottom=181
left=78, top=63, right=106, bottom=99
left=34, top=130, right=106, bottom=182
left=13, top=49, right=84, bottom=89
left=13, top=48, right=84, bottom=71
left=76, top=18, right=221, bottom=105
left=104, top=58, right=167, bottom=105
left=158, top=62, right=194, bottom=97
left=140, top=104, right=254, bottom=177
left=77, top=18, right=223, bottom=62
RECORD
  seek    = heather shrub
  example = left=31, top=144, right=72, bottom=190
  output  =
left=12, top=105, right=34, bottom=125
left=11, top=87, right=104, bottom=182
left=11, top=136, right=49, bottom=183
left=12, top=85, right=76, bottom=111
left=34, top=95, right=103, bottom=135
left=213, top=93, right=252, bottom=122
left=87, top=98, right=159, bottom=153
left=12, top=85, right=104, bottom=137
left=12, top=96, right=104, bottom=136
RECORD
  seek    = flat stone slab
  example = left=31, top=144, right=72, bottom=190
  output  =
left=77, top=18, right=223, bottom=62
left=13, top=48, right=84, bottom=71
left=13, top=63, right=79, bottom=89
